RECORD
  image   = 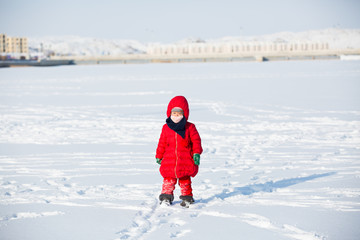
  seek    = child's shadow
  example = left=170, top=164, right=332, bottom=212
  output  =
left=199, top=172, right=336, bottom=204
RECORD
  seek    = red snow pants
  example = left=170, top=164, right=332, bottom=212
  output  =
left=161, top=176, right=193, bottom=196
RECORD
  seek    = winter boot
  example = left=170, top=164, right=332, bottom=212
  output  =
left=180, top=195, right=194, bottom=208
left=159, top=194, right=174, bottom=206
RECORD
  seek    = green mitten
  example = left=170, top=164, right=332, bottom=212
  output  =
left=156, top=158, right=162, bottom=165
left=193, top=153, right=200, bottom=166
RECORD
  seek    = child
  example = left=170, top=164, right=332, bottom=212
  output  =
left=156, top=96, right=203, bottom=207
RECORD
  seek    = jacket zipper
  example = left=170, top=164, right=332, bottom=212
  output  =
left=174, top=132, right=178, bottom=179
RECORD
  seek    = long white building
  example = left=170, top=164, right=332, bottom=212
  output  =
left=147, top=41, right=330, bottom=56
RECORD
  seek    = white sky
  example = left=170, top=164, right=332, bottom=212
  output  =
left=1, top=0, right=360, bottom=43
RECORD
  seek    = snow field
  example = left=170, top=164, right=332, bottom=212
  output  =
left=0, top=60, right=360, bottom=239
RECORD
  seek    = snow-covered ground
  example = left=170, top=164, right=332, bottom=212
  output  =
left=0, top=60, right=360, bottom=240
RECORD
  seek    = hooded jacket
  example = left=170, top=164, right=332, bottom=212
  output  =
left=156, top=96, right=203, bottom=178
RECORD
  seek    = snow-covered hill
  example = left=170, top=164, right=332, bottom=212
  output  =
left=28, top=36, right=147, bottom=57
left=28, top=28, right=360, bottom=57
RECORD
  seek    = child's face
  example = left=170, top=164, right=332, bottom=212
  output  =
left=171, top=111, right=183, bottom=117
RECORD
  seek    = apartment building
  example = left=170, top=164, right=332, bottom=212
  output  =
left=0, top=33, right=29, bottom=54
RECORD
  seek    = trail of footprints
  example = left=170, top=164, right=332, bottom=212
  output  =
left=117, top=197, right=200, bottom=239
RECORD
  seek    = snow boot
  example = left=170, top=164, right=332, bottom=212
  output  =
left=180, top=195, right=194, bottom=208
left=159, top=194, right=174, bottom=206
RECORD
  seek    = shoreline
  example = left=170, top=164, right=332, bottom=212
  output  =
left=1, top=53, right=359, bottom=67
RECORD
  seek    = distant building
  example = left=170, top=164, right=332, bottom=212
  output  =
left=147, top=41, right=330, bottom=56
left=0, top=33, right=29, bottom=58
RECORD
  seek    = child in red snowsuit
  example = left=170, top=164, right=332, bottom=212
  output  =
left=156, top=96, right=203, bottom=206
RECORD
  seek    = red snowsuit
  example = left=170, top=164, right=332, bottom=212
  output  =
left=156, top=96, right=202, bottom=196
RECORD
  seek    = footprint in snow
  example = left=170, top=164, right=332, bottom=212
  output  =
left=77, top=190, right=86, bottom=195
left=169, top=218, right=186, bottom=228
left=170, top=229, right=191, bottom=238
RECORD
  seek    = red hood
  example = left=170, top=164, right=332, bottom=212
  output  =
left=167, top=96, right=189, bottom=120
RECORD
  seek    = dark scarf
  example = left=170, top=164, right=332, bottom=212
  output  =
left=166, top=117, right=186, bottom=138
